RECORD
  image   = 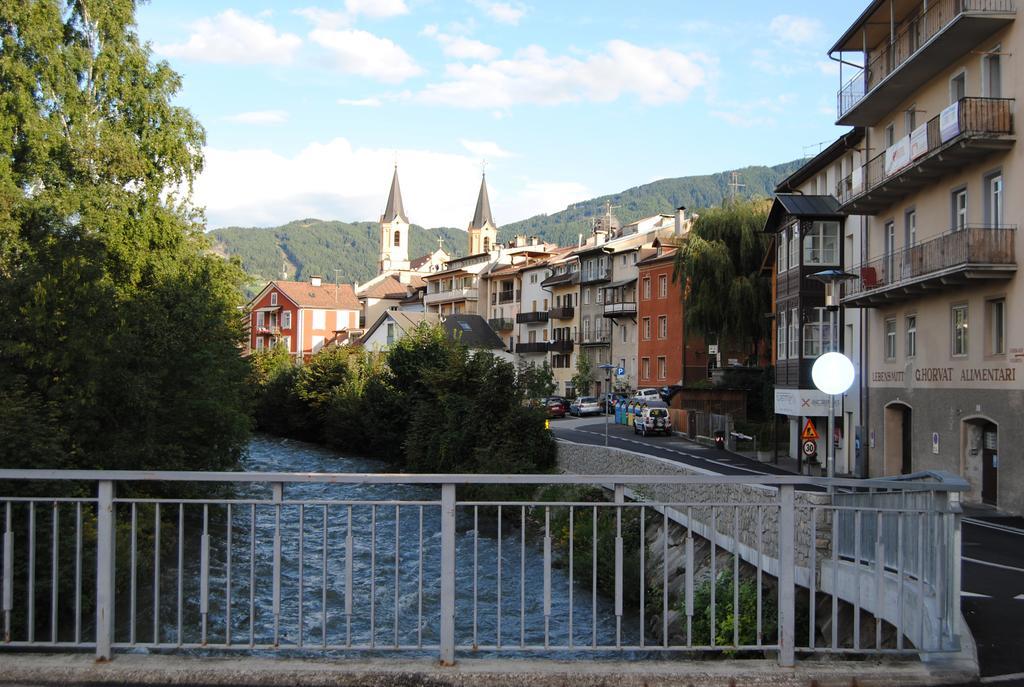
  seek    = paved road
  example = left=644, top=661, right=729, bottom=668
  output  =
left=552, top=414, right=1024, bottom=685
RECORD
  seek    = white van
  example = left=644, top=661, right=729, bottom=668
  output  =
left=633, top=388, right=661, bottom=402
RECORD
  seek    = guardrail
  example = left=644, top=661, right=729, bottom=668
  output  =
left=0, top=470, right=964, bottom=666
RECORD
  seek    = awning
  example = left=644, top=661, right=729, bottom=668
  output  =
left=602, top=278, right=637, bottom=290
left=254, top=306, right=281, bottom=312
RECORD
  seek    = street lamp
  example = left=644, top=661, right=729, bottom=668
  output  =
left=811, top=352, right=855, bottom=489
left=598, top=363, right=615, bottom=447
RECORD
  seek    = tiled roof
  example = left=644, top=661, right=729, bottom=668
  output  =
left=359, top=276, right=408, bottom=299
left=271, top=281, right=360, bottom=309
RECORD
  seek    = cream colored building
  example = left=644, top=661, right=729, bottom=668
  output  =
left=830, top=0, right=1021, bottom=511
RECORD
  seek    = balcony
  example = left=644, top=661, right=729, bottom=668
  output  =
left=842, top=225, right=1016, bottom=307
left=836, top=0, right=1016, bottom=125
left=516, top=311, right=549, bottom=324
left=488, top=317, right=514, bottom=332
left=580, top=268, right=611, bottom=285
left=548, top=306, right=575, bottom=320
left=548, top=338, right=574, bottom=353
left=603, top=301, right=637, bottom=318
left=836, top=98, right=1014, bottom=214
left=256, top=324, right=281, bottom=335
left=497, top=290, right=518, bottom=304
left=579, top=332, right=610, bottom=346
left=423, top=287, right=478, bottom=306
left=515, top=341, right=549, bottom=354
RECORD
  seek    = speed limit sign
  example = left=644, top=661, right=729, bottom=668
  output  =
left=802, top=440, right=817, bottom=457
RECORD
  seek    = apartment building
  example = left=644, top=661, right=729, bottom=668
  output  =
left=830, top=0, right=1021, bottom=510
left=543, top=252, right=580, bottom=396
left=765, top=131, right=867, bottom=472
left=516, top=261, right=552, bottom=365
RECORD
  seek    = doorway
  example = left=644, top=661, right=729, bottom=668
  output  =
left=981, top=422, right=999, bottom=505
left=884, top=402, right=913, bottom=476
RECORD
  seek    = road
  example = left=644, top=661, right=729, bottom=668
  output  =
left=551, top=414, right=1024, bottom=685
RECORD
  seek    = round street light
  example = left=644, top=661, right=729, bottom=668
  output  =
left=811, top=352, right=855, bottom=396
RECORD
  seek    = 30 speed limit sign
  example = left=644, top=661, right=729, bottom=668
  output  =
left=802, top=440, right=817, bottom=457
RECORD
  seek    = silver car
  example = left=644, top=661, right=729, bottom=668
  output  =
left=571, top=396, right=602, bottom=416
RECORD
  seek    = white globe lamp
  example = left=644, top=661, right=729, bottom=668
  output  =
left=811, top=351, right=855, bottom=486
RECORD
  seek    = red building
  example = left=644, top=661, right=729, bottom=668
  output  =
left=636, top=246, right=710, bottom=388
left=248, top=277, right=361, bottom=360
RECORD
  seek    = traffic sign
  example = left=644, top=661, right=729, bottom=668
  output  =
left=801, top=419, right=819, bottom=441
left=616, top=366, right=625, bottom=377
left=802, top=440, right=817, bottom=457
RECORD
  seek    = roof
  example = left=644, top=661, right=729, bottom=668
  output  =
left=829, top=0, right=891, bottom=54
left=442, top=314, right=506, bottom=351
left=636, top=246, right=678, bottom=267
left=358, top=275, right=409, bottom=300
left=255, top=281, right=360, bottom=310
left=763, top=195, right=844, bottom=234
left=540, top=271, right=579, bottom=287
left=410, top=249, right=447, bottom=269
left=602, top=277, right=637, bottom=290
left=360, top=310, right=441, bottom=344
left=774, top=129, right=864, bottom=193
left=469, top=174, right=495, bottom=230
left=382, top=166, right=408, bottom=224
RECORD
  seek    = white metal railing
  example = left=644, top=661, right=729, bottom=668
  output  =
left=0, top=470, right=965, bottom=666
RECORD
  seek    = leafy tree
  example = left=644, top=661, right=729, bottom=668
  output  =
left=571, top=352, right=594, bottom=396
left=672, top=198, right=773, bottom=362
left=520, top=360, right=556, bottom=399
left=0, top=1, right=250, bottom=475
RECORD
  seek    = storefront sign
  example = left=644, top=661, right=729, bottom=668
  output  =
left=940, top=101, right=960, bottom=142
left=884, top=135, right=912, bottom=176
left=871, top=366, right=1018, bottom=385
left=910, top=123, right=929, bottom=159
left=774, top=389, right=842, bottom=417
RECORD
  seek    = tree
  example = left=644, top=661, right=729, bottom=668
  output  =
left=571, top=352, right=594, bottom=396
left=672, top=198, right=773, bottom=361
left=520, top=360, right=556, bottom=399
left=0, top=2, right=251, bottom=476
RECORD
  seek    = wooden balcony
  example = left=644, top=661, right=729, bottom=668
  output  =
left=836, top=0, right=1015, bottom=125
left=548, top=306, right=575, bottom=320
left=836, top=98, right=1014, bottom=214
left=515, top=341, right=548, bottom=354
left=548, top=339, right=574, bottom=353
left=516, top=311, right=550, bottom=324
left=842, top=225, right=1016, bottom=307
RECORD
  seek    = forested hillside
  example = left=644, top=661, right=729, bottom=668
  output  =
left=210, top=159, right=806, bottom=289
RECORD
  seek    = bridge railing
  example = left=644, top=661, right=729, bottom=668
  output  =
left=0, top=470, right=965, bottom=666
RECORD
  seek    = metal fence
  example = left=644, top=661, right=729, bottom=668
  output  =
left=0, top=470, right=964, bottom=666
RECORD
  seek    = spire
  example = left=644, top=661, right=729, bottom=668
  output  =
left=469, top=173, right=495, bottom=230
left=382, top=165, right=408, bottom=223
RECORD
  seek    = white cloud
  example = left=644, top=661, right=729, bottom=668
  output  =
left=310, top=28, right=422, bottom=82
left=345, top=0, right=409, bottom=18
left=155, top=10, right=302, bottom=64
left=415, top=40, right=709, bottom=108
left=294, top=7, right=350, bottom=29
left=480, top=1, right=527, bottom=25
left=460, top=140, right=516, bottom=158
left=422, top=24, right=500, bottom=61
left=197, top=138, right=586, bottom=229
left=223, top=110, right=289, bottom=124
left=337, top=97, right=384, bottom=106
left=768, top=15, right=824, bottom=45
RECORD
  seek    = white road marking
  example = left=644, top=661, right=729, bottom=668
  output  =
left=961, top=591, right=992, bottom=599
left=1015, top=594, right=1024, bottom=601
left=964, top=518, right=1024, bottom=536
left=963, top=557, right=1024, bottom=574
left=981, top=672, right=1024, bottom=684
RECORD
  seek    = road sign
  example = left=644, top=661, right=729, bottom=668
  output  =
left=801, top=419, right=819, bottom=441
left=616, top=366, right=625, bottom=377
left=802, top=440, right=817, bottom=457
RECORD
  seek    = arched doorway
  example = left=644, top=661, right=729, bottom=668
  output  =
left=962, top=418, right=998, bottom=505
left=884, top=402, right=913, bottom=475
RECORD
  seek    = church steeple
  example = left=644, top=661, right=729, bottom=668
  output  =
left=381, top=165, right=408, bottom=224
left=467, top=172, right=498, bottom=255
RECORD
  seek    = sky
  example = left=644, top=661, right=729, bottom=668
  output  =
left=135, top=1, right=868, bottom=230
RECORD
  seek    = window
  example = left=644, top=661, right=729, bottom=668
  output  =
left=270, top=292, right=278, bottom=306
left=777, top=231, right=787, bottom=273
left=621, top=324, right=628, bottom=343
left=788, top=223, right=800, bottom=269
left=777, top=310, right=786, bottom=361
left=884, top=318, right=897, bottom=360
left=952, top=188, right=968, bottom=231
left=988, top=298, right=1006, bottom=355
left=657, top=357, right=667, bottom=380
left=282, top=336, right=291, bottom=351
left=803, top=221, right=840, bottom=265
left=658, top=275, right=668, bottom=298
left=905, top=315, right=916, bottom=358
left=787, top=307, right=798, bottom=359
left=642, top=317, right=651, bottom=340
left=884, top=122, right=895, bottom=148
left=884, top=221, right=896, bottom=278
left=642, top=277, right=651, bottom=300
left=905, top=106, right=916, bottom=132
left=282, top=311, right=292, bottom=330
left=596, top=288, right=603, bottom=305
left=255, top=337, right=264, bottom=351
left=483, top=237, right=490, bottom=252
left=803, top=307, right=837, bottom=358
left=658, top=316, right=668, bottom=339
left=952, top=304, right=969, bottom=357
left=950, top=71, right=966, bottom=104
left=393, top=230, right=401, bottom=247
left=256, top=311, right=265, bottom=327
left=312, top=309, right=326, bottom=329
left=904, top=209, right=916, bottom=247
left=986, top=173, right=1004, bottom=225
left=983, top=49, right=1002, bottom=98
left=641, top=358, right=650, bottom=380
left=583, top=288, right=590, bottom=305
left=312, top=335, right=325, bottom=352
left=582, top=317, right=590, bottom=339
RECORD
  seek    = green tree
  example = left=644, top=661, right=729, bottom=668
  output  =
left=0, top=1, right=250, bottom=475
left=673, top=198, right=773, bottom=362
left=520, top=360, right=556, bottom=399
left=571, top=351, right=594, bottom=396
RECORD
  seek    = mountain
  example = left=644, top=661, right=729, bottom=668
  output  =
left=497, top=159, right=807, bottom=247
left=209, top=159, right=806, bottom=290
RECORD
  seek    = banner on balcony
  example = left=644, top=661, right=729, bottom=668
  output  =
left=910, top=123, right=929, bottom=159
left=884, top=135, right=911, bottom=176
left=940, top=101, right=960, bottom=142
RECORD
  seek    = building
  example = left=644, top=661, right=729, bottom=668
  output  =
left=359, top=311, right=441, bottom=350
left=248, top=277, right=361, bottom=360
left=356, top=274, right=426, bottom=329
left=828, top=0, right=1021, bottom=510
left=516, top=260, right=553, bottom=366
left=764, top=130, right=866, bottom=473
left=542, top=251, right=580, bottom=396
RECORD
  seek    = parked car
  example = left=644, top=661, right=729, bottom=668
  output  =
left=633, top=388, right=662, bottom=402
left=570, top=396, right=602, bottom=416
left=633, top=402, right=672, bottom=436
left=541, top=396, right=568, bottom=418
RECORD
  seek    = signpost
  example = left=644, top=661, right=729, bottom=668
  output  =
left=801, top=419, right=819, bottom=441
left=802, top=440, right=817, bottom=458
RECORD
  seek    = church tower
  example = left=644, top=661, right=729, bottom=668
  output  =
left=467, top=173, right=498, bottom=255
left=379, top=166, right=410, bottom=273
